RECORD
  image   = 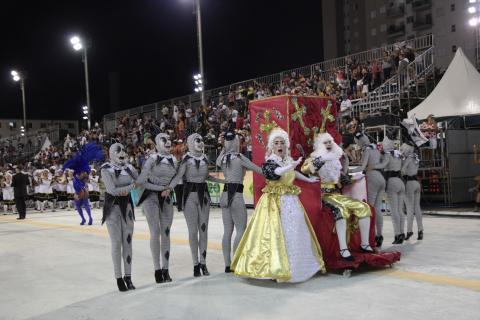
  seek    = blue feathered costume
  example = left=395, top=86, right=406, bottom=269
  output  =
left=63, top=142, right=104, bottom=225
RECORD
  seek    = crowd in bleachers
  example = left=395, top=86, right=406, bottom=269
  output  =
left=0, top=41, right=422, bottom=214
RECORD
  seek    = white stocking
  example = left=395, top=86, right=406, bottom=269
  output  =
left=335, top=219, right=351, bottom=257
left=359, top=217, right=371, bottom=247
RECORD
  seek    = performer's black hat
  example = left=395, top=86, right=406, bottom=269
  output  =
left=400, top=126, right=419, bottom=150
left=385, top=128, right=397, bottom=140
left=225, top=130, right=236, bottom=141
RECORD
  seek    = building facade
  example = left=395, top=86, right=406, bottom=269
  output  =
left=0, top=119, right=79, bottom=139
left=322, top=0, right=478, bottom=71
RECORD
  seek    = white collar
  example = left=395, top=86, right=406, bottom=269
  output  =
left=186, top=152, right=206, bottom=161
left=151, top=153, right=174, bottom=159
left=391, top=150, right=402, bottom=158
left=108, top=162, right=130, bottom=171
left=266, top=154, right=292, bottom=166
left=363, top=143, right=377, bottom=150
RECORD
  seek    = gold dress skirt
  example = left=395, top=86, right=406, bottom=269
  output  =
left=231, top=171, right=325, bottom=282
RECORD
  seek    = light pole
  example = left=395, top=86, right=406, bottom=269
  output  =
left=70, top=35, right=92, bottom=130
left=194, top=73, right=204, bottom=94
left=11, top=70, right=27, bottom=134
left=82, top=105, right=89, bottom=128
left=468, top=0, right=480, bottom=68
left=195, top=0, right=206, bottom=106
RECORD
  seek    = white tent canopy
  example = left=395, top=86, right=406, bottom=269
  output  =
left=408, top=47, right=480, bottom=120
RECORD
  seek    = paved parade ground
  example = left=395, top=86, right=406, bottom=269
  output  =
left=0, top=208, right=479, bottom=320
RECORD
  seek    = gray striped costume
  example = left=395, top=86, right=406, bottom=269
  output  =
left=101, top=163, right=138, bottom=279
left=216, top=150, right=262, bottom=269
left=169, top=151, right=225, bottom=266
left=402, top=153, right=423, bottom=234
left=137, top=153, right=177, bottom=271
left=376, top=151, right=406, bottom=238
left=351, top=143, right=386, bottom=237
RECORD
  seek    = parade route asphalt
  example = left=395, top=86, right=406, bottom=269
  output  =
left=0, top=208, right=479, bottom=320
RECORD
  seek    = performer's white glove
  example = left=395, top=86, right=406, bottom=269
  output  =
left=273, top=157, right=303, bottom=176
left=292, top=157, right=303, bottom=167
left=307, top=176, right=320, bottom=183
left=294, top=171, right=319, bottom=183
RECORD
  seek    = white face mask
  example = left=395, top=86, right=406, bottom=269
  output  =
left=155, top=134, right=172, bottom=155
left=272, top=137, right=286, bottom=158
left=193, top=137, right=204, bottom=153
left=109, top=143, right=127, bottom=166
left=224, top=133, right=240, bottom=153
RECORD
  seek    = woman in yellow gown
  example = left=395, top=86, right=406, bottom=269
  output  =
left=231, top=128, right=325, bottom=282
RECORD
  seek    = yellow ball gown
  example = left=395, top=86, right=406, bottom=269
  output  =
left=231, top=169, right=325, bottom=282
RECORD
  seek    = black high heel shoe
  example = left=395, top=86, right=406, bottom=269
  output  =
left=123, top=276, right=136, bottom=290
left=116, top=278, right=128, bottom=292
left=417, top=230, right=424, bottom=240
left=375, top=235, right=384, bottom=247
left=199, top=263, right=210, bottom=276
left=155, top=269, right=164, bottom=283
left=393, top=234, right=405, bottom=244
left=225, top=266, right=233, bottom=273
left=193, top=264, right=201, bottom=277
left=360, top=244, right=374, bottom=253
left=405, top=232, right=414, bottom=240
left=339, top=249, right=354, bottom=261
left=392, top=235, right=399, bottom=244
left=162, top=269, right=172, bottom=282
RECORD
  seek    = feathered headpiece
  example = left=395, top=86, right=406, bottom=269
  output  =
left=63, top=142, right=104, bottom=175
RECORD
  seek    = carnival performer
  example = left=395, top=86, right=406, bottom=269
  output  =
left=351, top=132, right=386, bottom=247
left=231, top=128, right=325, bottom=283
left=38, top=169, right=54, bottom=212
left=101, top=143, right=138, bottom=292
left=26, top=170, right=35, bottom=209
left=167, top=133, right=225, bottom=277
left=374, top=137, right=406, bottom=244
left=2, top=172, right=16, bottom=213
left=216, top=130, right=263, bottom=273
left=54, top=169, right=68, bottom=210
left=137, top=133, right=177, bottom=283
left=88, top=169, right=101, bottom=209
left=49, top=166, right=59, bottom=210
left=63, top=143, right=104, bottom=225
left=66, top=169, right=75, bottom=210
left=32, top=170, right=42, bottom=211
left=302, top=132, right=374, bottom=261
left=401, top=142, right=423, bottom=241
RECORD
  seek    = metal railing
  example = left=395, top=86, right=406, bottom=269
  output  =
left=103, top=34, right=434, bottom=133
left=0, top=126, right=61, bottom=165
left=350, top=46, right=435, bottom=118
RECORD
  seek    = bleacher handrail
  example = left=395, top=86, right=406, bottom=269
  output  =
left=351, top=46, right=435, bottom=118
left=103, top=34, right=434, bottom=132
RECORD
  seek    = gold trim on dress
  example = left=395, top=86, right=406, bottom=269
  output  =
left=231, top=171, right=325, bottom=281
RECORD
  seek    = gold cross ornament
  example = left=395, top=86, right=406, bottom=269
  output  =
left=320, top=100, right=335, bottom=133
left=259, top=110, right=278, bottom=134
left=291, top=97, right=310, bottom=136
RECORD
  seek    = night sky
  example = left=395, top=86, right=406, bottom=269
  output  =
left=1, top=0, right=324, bottom=122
